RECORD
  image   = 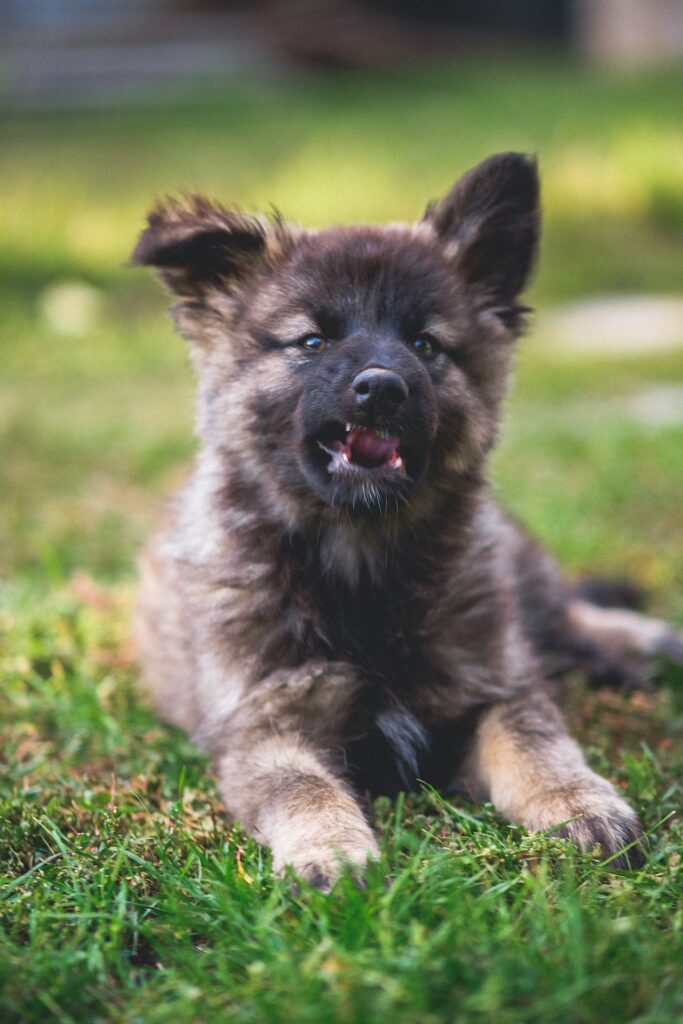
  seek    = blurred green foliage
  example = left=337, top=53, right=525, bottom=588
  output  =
left=2, top=58, right=683, bottom=297
left=1, top=57, right=682, bottom=586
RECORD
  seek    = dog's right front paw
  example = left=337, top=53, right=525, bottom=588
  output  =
left=290, top=861, right=342, bottom=893
left=276, top=833, right=380, bottom=892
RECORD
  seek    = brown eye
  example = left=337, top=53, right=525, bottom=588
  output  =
left=301, top=335, right=326, bottom=352
left=412, top=335, right=437, bottom=358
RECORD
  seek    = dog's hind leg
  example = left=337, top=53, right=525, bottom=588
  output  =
left=459, top=691, right=645, bottom=868
left=501, top=511, right=683, bottom=685
left=566, top=598, right=683, bottom=668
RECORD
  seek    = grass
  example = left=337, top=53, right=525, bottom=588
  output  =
left=1, top=584, right=682, bottom=1023
left=1, top=56, right=683, bottom=1023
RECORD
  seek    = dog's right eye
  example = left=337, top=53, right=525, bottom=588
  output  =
left=411, top=335, right=440, bottom=358
left=300, top=335, right=326, bottom=352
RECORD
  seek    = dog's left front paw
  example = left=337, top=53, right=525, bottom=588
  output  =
left=523, top=779, right=646, bottom=869
left=554, top=807, right=646, bottom=869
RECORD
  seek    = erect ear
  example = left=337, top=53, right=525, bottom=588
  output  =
left=423, top=152, right=540, bottom=328
left=131, top=196, right=277, bottom=296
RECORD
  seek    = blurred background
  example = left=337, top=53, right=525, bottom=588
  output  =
left=1, top=0, right=682, bottom=610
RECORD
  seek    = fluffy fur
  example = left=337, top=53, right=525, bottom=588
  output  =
left=132, top=153, right=681, bottom=887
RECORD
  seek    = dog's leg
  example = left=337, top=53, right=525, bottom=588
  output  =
left=216, top=732, right=379, bottom=890
left=502, top=513, right=683, bottom=685
left=460, top=692, right=645, bottom=867
left=567, top=598, right=683, bottom=666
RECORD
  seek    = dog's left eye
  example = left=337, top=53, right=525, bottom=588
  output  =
left=300, top=335, right=326, bottom=352
left=411, top=335, right=438, bottom=358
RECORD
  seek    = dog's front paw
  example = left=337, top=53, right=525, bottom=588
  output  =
left=524, top=778, right=646, bottom=869
left=556, top=810, right=645, bottom=869
left=275, top=832, right=380, bottom=891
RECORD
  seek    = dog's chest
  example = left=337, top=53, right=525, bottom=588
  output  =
left=306, top=561, right=429, bottom=678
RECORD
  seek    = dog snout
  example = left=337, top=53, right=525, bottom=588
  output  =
left=352, top=368, right=409, bottom=415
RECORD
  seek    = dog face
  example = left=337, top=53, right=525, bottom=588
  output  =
left=133, top=153, right=539, bottom=519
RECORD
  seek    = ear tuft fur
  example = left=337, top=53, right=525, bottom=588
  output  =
left=132, top=196, right=274, bottom=296
left=424, top=153, right=540, bottom=327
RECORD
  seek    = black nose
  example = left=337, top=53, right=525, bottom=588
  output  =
left=352, top=368, right=409, bottom=414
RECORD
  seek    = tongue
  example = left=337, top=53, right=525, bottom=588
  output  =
left=347, top=427, right=400, bottom=468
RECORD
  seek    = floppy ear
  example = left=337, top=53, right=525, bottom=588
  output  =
left=423, top=152, right=540, bottom=328
left=132, top=196, right=274, bottom=296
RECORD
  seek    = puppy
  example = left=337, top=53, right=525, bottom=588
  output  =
left=132, top=153, right=681, bottom=887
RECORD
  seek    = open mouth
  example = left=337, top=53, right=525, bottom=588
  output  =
left=318, top=423, right=405, bottom=475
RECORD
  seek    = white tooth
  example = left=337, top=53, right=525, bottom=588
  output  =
left=341, top=451, right=350, bottom=464
left=345, top=422, right=352, bottom=433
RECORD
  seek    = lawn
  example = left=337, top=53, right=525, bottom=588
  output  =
left=1, top=56, right=682, bottom=1023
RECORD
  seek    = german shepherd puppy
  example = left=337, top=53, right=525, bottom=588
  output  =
left=133, top=153, right=682, bottom=888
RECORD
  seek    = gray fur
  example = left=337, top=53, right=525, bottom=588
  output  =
left=131, top=153, right=675, bottom=884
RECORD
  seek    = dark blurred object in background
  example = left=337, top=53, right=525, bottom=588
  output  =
left=2, top=0, right=682, bottom=107
left=253, top=0, right=573, bottom=71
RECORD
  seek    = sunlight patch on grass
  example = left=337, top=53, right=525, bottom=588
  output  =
left=545, top=123, right=683, bottom=224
